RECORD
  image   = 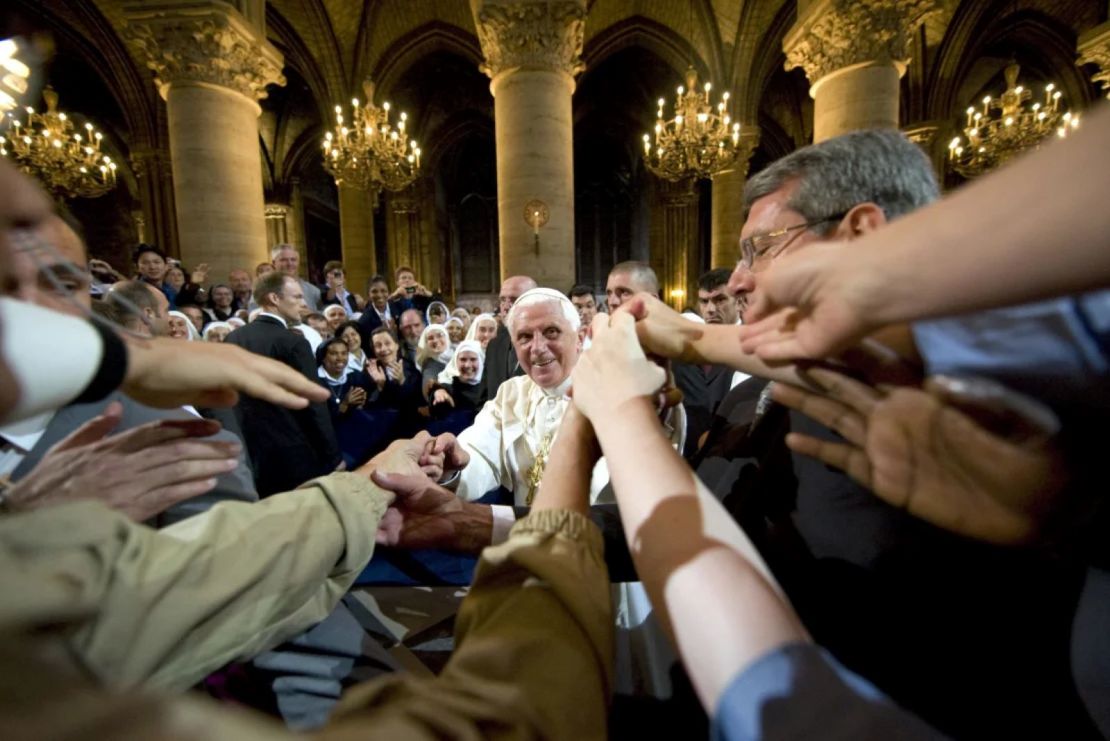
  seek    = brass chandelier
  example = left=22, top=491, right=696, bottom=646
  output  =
left=0, top=86, right=117, bottom=198
left=642, top=66, right=743, bottom=182
left=948, top=62, right=1079, bottom=178
left=322, top=79, right=421, bottom=200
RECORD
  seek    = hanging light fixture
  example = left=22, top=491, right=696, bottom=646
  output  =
left=642, top=66, right=744, bottom=182
left=0, top=37, right=33, bottom=115
left=322, top=79, right=421, bottom=201
left=948, top=62, right=1079, bottom=178
left=0, top=85, right=117, bottom=198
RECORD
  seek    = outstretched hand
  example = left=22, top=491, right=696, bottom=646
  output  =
left=772, top=367, right=1066, bottom=545
left=571, top=311, right=666, bottom=422
left=739, top=241, right=876, bottom=361
left=4, top=400, right=241, bottom=521
left=617, top=292, right=709, bottom=364
left=121, top=337, right=330, bottom=410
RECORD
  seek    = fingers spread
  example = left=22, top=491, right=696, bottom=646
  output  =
left=772, top=383, right=867, bottom=447
left=785, top=432, right=872, bottom=489
left=802, top=367, right=880, bottom=417
left=52, top=401, right=124, bottom=451
left=111, top=418, right=223, bottom=454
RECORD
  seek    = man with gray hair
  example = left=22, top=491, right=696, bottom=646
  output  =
left=271, top=243, right=322, bottom=312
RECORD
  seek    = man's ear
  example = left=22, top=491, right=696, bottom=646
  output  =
left=831, top=203, right=887, bottom=241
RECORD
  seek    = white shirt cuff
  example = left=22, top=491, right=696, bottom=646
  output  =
left=489, top=504, right=517, bottom=545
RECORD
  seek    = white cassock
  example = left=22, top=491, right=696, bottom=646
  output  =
left=453, top=372, right=686, bottom=697
left=455, top=374, right=684, bottom=504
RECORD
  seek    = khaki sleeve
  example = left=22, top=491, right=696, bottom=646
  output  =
left=326, top=509, right=613, bottom=741
left=0, top=472, right=390, bottom=692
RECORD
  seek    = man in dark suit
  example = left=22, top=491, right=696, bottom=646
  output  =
left=483, top=274, right=536, bottom=398
left=674, top=268, right=746, bottom=457
left=356, top=274, right=394, bottom=347
left=226, top=272, right=340, bottom=496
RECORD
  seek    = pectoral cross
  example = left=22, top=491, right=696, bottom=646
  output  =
left=525, top=431, right=555, bottom=505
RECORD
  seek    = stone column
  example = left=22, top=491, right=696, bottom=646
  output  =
left=710, top=130, right=759, bottom=268
left=1079, top=21, right=1110, bottom=100
left=264, top=204, right=289, bottom=246
left=784, top=0, right=940, bottom=142
left=338, top=184, right=376, bottom=295
left=652, top=180, right=699, bottom=310
left=902, top=121, right=944, bottom=184
left=124, top=1, right=284, bottom=279
left=386, top=193, right=420, bottom=282
left=472, top=0, right=586, bottom=287
left=130, top=147, right=179, bottom=257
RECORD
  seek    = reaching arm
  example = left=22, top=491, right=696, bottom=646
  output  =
left=740, top=103, right=1110, bottom=361
left=572, top=312, right=805, bottom=710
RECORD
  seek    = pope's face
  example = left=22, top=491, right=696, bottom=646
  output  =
left=511, top=301, right=581, bottom=389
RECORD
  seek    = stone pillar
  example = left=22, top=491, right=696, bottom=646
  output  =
left=124, top=1, right=284, bottom=279
left=653, top=180, right=699, bottom=310
left=710, top=130, right=759, bottom=268
left=472, top=0, right=586, bottom=287
left=784, top=0, right=940, bottom=142
left=130, top=147, right=178, bottom=257
left=264, top=204, right=289, bottom=246
left=1078, top=21, right=1110, bottom=100
left=386, top=193, right=421, bottom=282
left=338, top=184, right=376, bottom=295
left=902, top=121, right=944, bottom=184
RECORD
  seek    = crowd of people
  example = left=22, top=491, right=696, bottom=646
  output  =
left=1, top=101, right=1109, bottom=740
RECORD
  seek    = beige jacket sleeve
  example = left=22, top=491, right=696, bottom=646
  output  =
left=0, top=472, right=390, bottom=692
left=326, top=508, right=614, bottom=741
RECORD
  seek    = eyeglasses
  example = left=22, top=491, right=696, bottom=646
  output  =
left=738, top=213, right=845, bottom=269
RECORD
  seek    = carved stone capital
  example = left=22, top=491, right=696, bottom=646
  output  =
left=784, top=0, right=942, bottom=87
left=1078, top=21, right=1110, bottom=99
left=123, top=1, right=284, bottom=102
left=472, top=0, right=587, bottom=79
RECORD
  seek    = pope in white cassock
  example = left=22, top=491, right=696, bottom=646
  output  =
left=451, top=287, right=684, bottom=506
left=447, top=287, right=684, bottom=696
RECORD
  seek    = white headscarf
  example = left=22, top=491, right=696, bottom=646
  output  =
left=416, top=324, right=453, bottom=369
left=202, top=321, right=233, bottom=341
left=324, top=304, right=348, bottom=323
left=465, top=313, right=498, bottom=344
left=438, top=339, right=485, bottom=386
left=445, top=316, right=465, bottom=343
left=425, top=300, right=450, bottom=326
left=168, top=310, right=201, bottom=341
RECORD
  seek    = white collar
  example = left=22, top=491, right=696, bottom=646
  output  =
left=536, top=375, right=573, bottom=400
left=318, top=366, right=350, bottom=384
left=0, top=410, right=54, bottom=453
left=259, top=311, right=288, bottom=328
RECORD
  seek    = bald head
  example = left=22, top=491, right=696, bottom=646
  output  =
left=606, top=261, right=658, bottom=312
left=107, top=280, right=170, bottom=337
left=498, top=275, right=537, bottom=318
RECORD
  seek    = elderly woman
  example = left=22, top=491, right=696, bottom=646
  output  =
left=425, top=300, right=450, bottom=328
left=314, top=337, right=391, bottom=466
left=426, top=340, right=486, bottom=435
left=167, top=310, right=201, bottom=341
left=415, top=324, right=453, bottom=400
left=335, top=320, right=369, bottom=374
left=202, top=321, right=232, bottom=343
left=465, top=313, right=498, bottom=349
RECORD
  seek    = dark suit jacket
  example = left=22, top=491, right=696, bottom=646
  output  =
left=10, top=391, right=257, bottom=528
left=483, top=323, right=522, bottom=399
left=226, top=316, right=340, bottom=496
left=387, top=293, right=433, bottom=318
left=673, top=360, right=735, bottom=458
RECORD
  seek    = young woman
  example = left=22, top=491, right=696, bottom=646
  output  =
left=367, top=327, right=424, bottom=435
left=446, top=316, right=466, bottom=345
left=335, top=320, right=369, bottom=374
left=425, top=339, right=487, bottom=436
left=314, top=338, right=389, bottom=466
left=415, top=324, right=453, bottom=399
left=465, top=313, right=498, bottom=349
